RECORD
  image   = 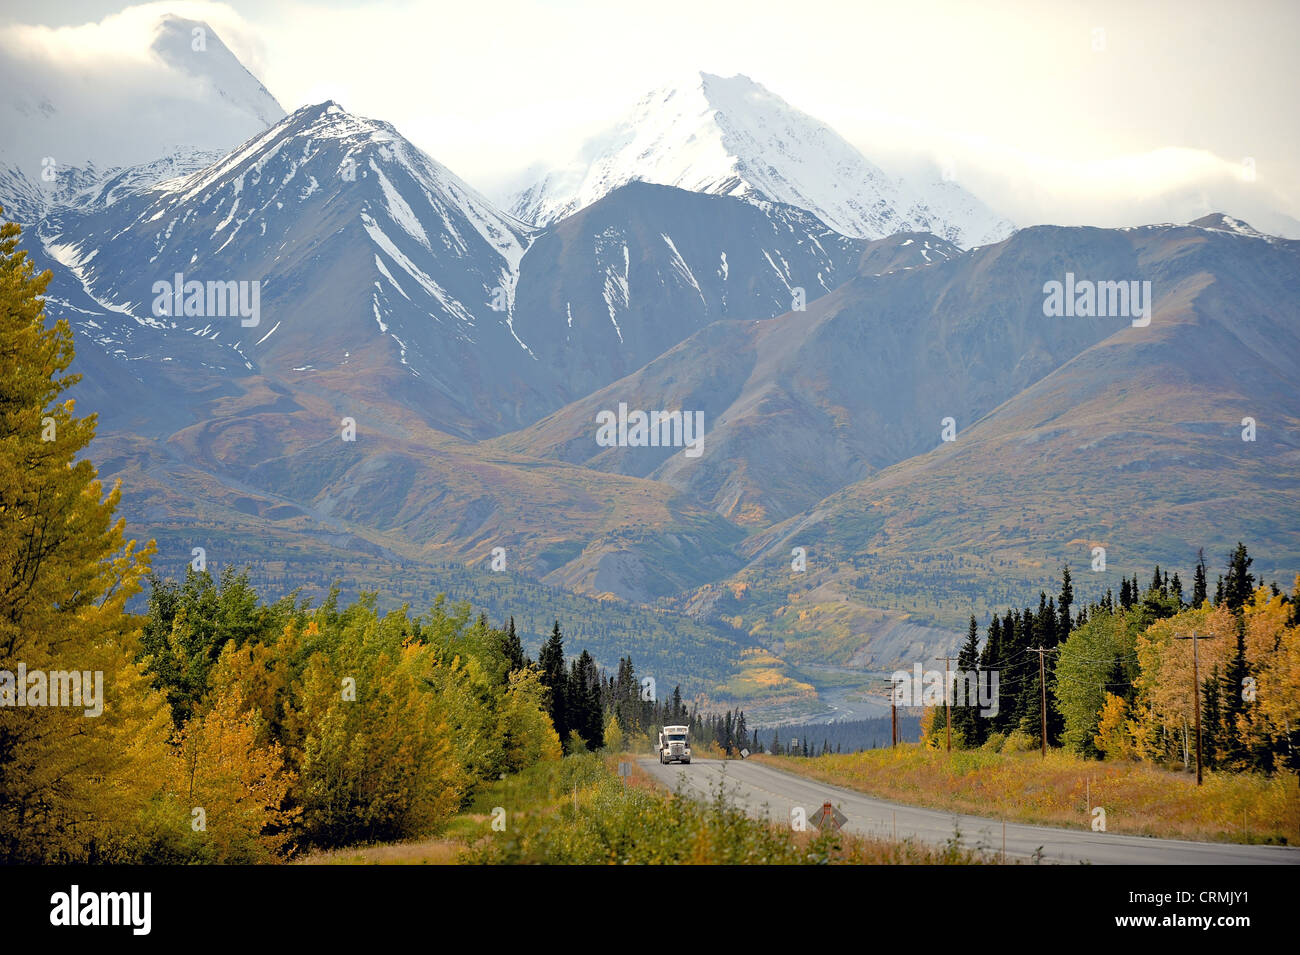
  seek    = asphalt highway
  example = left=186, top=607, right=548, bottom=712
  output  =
left=638, top=756, right=1299, bottom=864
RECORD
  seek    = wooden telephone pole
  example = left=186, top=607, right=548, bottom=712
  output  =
left=1174, top=632, right=1217, bottom=785
left=935, top=655, right=957, bottom=753
left=882, top=679, right=899, bottom=747
left=1028, top=647, right=1053, bottom=758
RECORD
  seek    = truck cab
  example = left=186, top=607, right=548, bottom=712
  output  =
left=658, top=725, right=691, bottom=764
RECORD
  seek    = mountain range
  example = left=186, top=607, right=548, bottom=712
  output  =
left=4, top=15, right=1296, bottom=721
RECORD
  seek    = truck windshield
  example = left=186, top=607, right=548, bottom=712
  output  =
left=667, top=734, right=686, bottom=742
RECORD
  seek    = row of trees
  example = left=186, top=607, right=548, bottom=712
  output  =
left=930, top=547, right=1300, bottom=776
left=1, top=217, right=574, bottom=862
left=531, top=624, right=754, bottom=757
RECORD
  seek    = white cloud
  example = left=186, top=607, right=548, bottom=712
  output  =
left=4, top=0, right=1297, bottom=235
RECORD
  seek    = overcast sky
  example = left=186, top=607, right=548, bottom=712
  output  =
left=2, top=0, right=1297, bottom=234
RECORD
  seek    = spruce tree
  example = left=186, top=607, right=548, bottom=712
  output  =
left=1201, top=666, right=1223, bottom=769
left=1218, top=617, right=1251, bottom=767
left=501, top=616, right=525, bottom=675
left=1016, top=607, right=1038, bottom=727
left=996, top=609, right=1024, bottom=733
left=1193, top=549, right=1208, bottom=607
left=568, top=650, right=603, bottom=749
left=1223, top=542, right=1255, bottom=613
left=1057, top=565, right=1073, bottom=639
left=537, top=620, right=568, bottom=742
left=953, top=615, right=982, bottom=746
left=979, top=615, right=1002, bottom=674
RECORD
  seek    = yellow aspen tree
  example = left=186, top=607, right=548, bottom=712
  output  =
left=0, top=213, right=169, bottom=861
left=171, top=684, right=298, bottom=862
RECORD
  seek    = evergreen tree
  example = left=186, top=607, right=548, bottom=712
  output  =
left=500, top=616, right=525, bottom=675
left=567, top=650, right=604, bottom=750
left=1218, top=617, right=1251, bottom=767
left=1201, top=666, right=1223, bottom=769
left=1120, top=577, right=1132, bottom=610
left=1170, top=572, right=1184, bottom=605
left=996, top=609, right=1025, bottom=733
left=953, top=615, right=982, bottom=746
left=537, top=620, right=568, bottom=742
left=1015, top=607, right=1038, bottom=727
left=1223, top=542, right=1255, bottom=613
left=1193, top=549, right=1208, bottom=607
left=979, top=615, right=1002, bottom=674
left=1038, top=593, right=1058, bottom=649
left=1058, top=565, right=1074, bottom=639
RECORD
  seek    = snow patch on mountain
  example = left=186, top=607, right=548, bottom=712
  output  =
left=507, top=72, right=1013, bottom=249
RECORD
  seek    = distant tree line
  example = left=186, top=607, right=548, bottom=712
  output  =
left=766, top=715, right=924, bottom=756
left=930, top=544, right=1300, bottom=776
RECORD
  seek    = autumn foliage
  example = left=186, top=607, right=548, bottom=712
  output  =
left=0, top=217, right=560, bottom=863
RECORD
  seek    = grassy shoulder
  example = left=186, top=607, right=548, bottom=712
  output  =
left=753, top=744, right=1300, bottom=845
left=299, top=751, right=999, bottom=864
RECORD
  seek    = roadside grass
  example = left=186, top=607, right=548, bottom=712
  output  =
left=293, top=756, right=609, bottom=864
left=756, top=745, right=1300, bottom=845
left=293, top=839, right=462, bottom=865
left=460, top=752, right=997, bottom=864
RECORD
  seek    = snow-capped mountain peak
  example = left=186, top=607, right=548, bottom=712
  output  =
left=0, top=13, right=285, bottom=222
left=148, top=15, right=285, bottom=130
left=508, top=71, right=1013, bottom=248
left=35, top=100, right=540, bottom=424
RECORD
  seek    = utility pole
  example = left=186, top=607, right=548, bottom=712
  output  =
left=1028, top=647, right=1052, bottom=758
left=1174, top=632, right=1217, bottom=785
left=882, top=678, right=899, bottom=747
left=935, top=655, right=956, bottom=753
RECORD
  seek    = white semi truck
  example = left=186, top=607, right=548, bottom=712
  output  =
left=658, top=725, right=691, bottom=764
